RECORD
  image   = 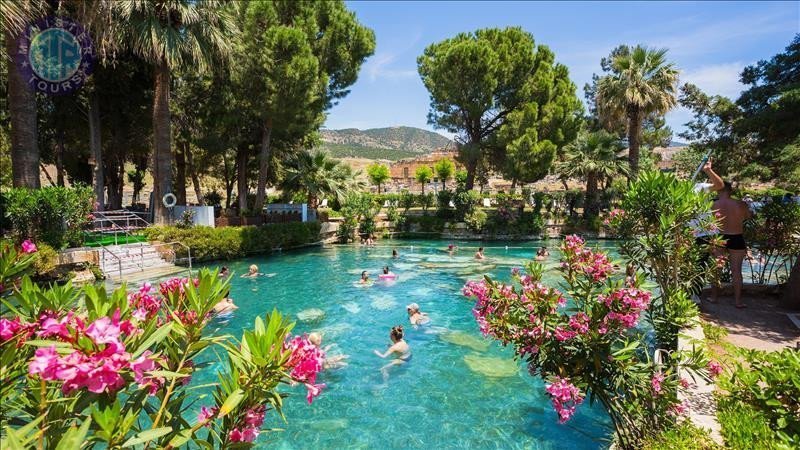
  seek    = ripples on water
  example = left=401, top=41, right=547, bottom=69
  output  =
left=195, top=239, right=616, bottom=449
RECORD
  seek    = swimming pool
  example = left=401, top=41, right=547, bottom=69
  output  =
left=197, top=239, right=617, bottom=449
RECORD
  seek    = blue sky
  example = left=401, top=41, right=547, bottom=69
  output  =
left=323, top=1, right=799, bottom=141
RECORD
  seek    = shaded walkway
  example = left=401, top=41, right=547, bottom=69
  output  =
left=700, top=287, right=799, bottom=351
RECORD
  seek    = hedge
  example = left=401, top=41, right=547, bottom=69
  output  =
left=143, top=222, right=322, bottom=262
left=1, top=186, right=94, bottom=249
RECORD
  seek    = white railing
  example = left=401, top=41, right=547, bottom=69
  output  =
left=99, top=244, right=124, bottom=280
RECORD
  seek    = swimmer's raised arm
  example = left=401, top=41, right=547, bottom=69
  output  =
left=702, top=158, right=724, bottom=192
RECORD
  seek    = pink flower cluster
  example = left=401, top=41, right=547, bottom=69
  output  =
left=159, top=277, right=199, bottom=298
left=27, top=310, right=162, bottom=395
left=0, top=317, right=26, bottom=342
left=545, top=377, right=585, bottom=423
left=603, top=208, right=626, bottom=226
left=284, top=335, right=326, bottom=404
left=128, top=282, right=161, bottom=321
left=560, top=235, right=614, bottom=282
left=228, top=405, right=265, bottom=443
left=598, top=288, right=652, bottom=331
left=651, top=371, right=665, bottom=395
left=707, top=360, right=723, bottom=378
left=21, top=239, right=38, bottom=254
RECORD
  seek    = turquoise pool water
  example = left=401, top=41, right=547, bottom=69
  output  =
left=198, top=239, right=620, bottom=449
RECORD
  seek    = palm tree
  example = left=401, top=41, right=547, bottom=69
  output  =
left=281, top=150, right=361, bottom=209
left=558, top=131, right=628, bottom=218
left=415, top=166, right=433, bottom=195
left=116, top=0, right=235, bottom=223
left=596, top=45, right=678, bottom=178
left=3, top=0, right=46, bottom=188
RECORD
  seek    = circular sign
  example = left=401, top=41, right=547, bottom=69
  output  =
left=14, top=17, right=95, bottom=95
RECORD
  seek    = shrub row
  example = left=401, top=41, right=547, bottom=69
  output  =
left=0, top=186, right=94, bottom=249
left=143, top=222, right=322, bottom=262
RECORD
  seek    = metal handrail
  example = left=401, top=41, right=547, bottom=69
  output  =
left=99, top=244, right=123, bottom=280
left=149, top=241, right=193, bottom=277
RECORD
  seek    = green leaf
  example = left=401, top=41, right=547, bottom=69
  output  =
left=131, top=322, right=174, bottom=358
left=218, top=388, right=245, bottom=417
left=121, top=427, right=173, bottom=448
left=55, top=418, right=92, bottom=450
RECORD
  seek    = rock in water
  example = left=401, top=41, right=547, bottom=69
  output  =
left=440, top=331, right=490, bottom=352
left=296, top=308, right=326, bottom=323
left=463, top=354, right=518, bottom=378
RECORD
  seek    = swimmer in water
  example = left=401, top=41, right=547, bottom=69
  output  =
left=535, top=246, right=550, bottom=261
left=382, top=266, right=395, bottom=276
left=374, top=325, right=411, bottom=378
left=392, top=249, right=399, bottom=258
left=219, top=266, right=229, bottom=277
left=309, top=332, right=348, bottom=369
left=213, top=297, right=238, bottom=314
left=241, top=264, right=262, bottom=278
left=406, top=303, right=430, bottom=326
left=474, top=247, right=486, bottom=260
left=360, top=270, right=371, bottom=284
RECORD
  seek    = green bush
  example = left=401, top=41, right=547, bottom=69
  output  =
left=404, top=215, right=446, bottom=233
left=1, top=186, right=94, bottom=249
left=721, top=348, right=800, bottom=446
left=452, top=188, right=479, bottom=220
left=641, top=422, right=720, bottom=450
left=464, top=208, right=487, bottom=232
left=32, top=243, right=58, bottom=276
left=436, top=189, right=454, bottom=218
left=717, top=397, right=777, bottom=450
left=143, top=222, right=321, bottom=262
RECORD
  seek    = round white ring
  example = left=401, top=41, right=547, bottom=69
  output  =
left=162, top=193, right=177, bottom=208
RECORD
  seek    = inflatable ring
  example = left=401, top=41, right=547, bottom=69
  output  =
left=162, top=193, right=177, bottom=208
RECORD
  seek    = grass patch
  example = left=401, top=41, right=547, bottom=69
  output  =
left=700, top=320, right=728, bottom=344
left=717, top=397, right=777, bottom=450
left=641, top=421, right=720, bottom=450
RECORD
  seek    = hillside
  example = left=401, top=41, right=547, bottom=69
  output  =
left=319, top=126, right=453, bottom=161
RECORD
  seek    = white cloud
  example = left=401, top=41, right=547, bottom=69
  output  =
left=365, top=52, right=417, bottom=81
left=681, top=62, right=747, bottom=99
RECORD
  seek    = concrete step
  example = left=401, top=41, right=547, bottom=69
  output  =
left=107, top=265, right=192, bottom=286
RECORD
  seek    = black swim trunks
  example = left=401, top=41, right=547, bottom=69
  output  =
left=722, top=234, right=747, bottom=250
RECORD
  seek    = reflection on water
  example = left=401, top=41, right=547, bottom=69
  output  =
left=195, top=239, right=613, bottom=449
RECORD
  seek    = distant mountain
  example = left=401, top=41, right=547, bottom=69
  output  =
left=319, top=126, right=453, bottom=161
left=669, top=140, right=688, bottom=147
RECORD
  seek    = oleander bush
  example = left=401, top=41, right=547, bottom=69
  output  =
left=144, top=222, right=321, bottom=261
left=463, top=235, right=716, bottom=449
left=743, top=201, right=800, bottom=284
left=1, top=186, right=94, bottom=249
left=0, top=241, right=326, bottom=448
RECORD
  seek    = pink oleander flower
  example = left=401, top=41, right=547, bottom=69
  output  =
left=553, top=326, right=577, bottom=342
left=85, top=316, right=123, bottom=348
left=29, top=346, right=60, bottom=380
left=545, top=376, right=584, bottom=424
left=707, top=360, right=723, bottom=378
left=37, top=313, right=72, bottom=340
left=284, top=335, right=326, bottom=403
left=0, top=317, right=22, bottom=341
left=229, top=427, right=259, bottom=443
left=243, top=405, right=266, bottom=427
left=21, top=239, right=37, bottom=254
left=680, top=377, right=691, bottom=389
left=603, top=208, right=625, bottom=225
left=651, top=371, right=665, bottom=395
left=568, top=313, right=590, bottom=335
left=197, top=406, right=218, bottom=425
left=669, top=400, right=689, bottom=416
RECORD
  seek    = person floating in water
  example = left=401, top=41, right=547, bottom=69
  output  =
left=213, top=297, right=238, bottom=315
left=241, top=264, right=262, bottom=278
left=374, top=325, right=411, bottom=378
left=474, top=247, right=486, bottom=260
left=219, top=266, right=229, bottom=278
left=392, top=249, right=399, bottom=258
left=309, top=332, right=348, bottom=369
left=535, top=246, right=550, bottom=261
left=406, top=303, right=430, bottom=326
left=379, top=266, right=397, bottom=281
left=360, top=270, right=371, bottom=284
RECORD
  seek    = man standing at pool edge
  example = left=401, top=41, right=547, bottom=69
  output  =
left=711, top=181, right=752, bottom=308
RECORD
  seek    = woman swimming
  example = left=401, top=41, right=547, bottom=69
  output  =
left=535, top=246, right=550, bottom=261
left=406, top=303, right=430, bottom=326
left=378, top=266, right=397, bottom=280
left=213, top=297, right=238, bottom=315
left=392, top=249, right=399, bottom=258
left=360, top=270, right=371, bottom=284
left=241, top=264, right=262, bottom=278
left=474, top=247, right=486, bottom=260
left=374, top=325, right=411, bottom=378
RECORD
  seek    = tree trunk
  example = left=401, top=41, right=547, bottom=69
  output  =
left=5, top=29, right=40, bottom=188
left=254, top=118, right=273, bottom=212
left=105, top=156, right=123, bottom=210
left=186, top=145, right=204, bottom=206
left=421, top=181, right=425, bottom=195
left=584, top=171, right=600, bottom=219
left=377, top=183, right=381, bottom=194
left=626, top=106, right=642, bottom=180
left=223, top=151, right=235, bottom=209
left=782, top=259, right=800, bottom=310
left=236, top=145, right=249, bottom=213
left=465, top=159, right=477, bottom=190
left=89, top=91, right=104, bottom=210
left=56, top=131, right=65, bottom=186
left=152, top=60, right=173, bottom=224
left=175, top=141, right=187, bottom=205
